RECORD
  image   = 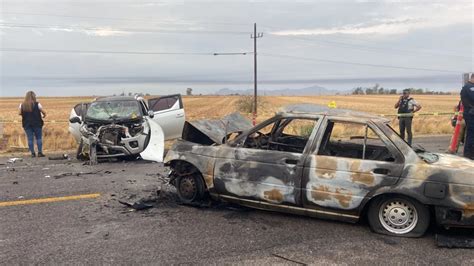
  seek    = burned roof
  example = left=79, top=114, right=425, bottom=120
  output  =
left=281, top=104, right=388, bottom=122
left=94, top=96, right=138, bottom=102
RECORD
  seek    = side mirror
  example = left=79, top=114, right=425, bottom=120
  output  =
left=147, top=110, right=155, bottom=118
left=69, top=116, right=81, bottom=124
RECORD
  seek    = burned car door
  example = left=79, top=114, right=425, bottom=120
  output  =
left=303, top=119, right=404, bottom=214
left=214, top=117, right=321, bottom=206
left=68, top=103, right=89, bottom=143
left=148, top=94, right=185, bottom=140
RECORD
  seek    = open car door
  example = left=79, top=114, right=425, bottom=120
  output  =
left=148, top=94, right=185, bottom=140
left=68, top=103, right=89, bottom=143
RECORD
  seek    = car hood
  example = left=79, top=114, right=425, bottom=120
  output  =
left=182, top=112, right=253, bottom=144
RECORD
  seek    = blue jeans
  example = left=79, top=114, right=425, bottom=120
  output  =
left=464, top=113, right=474, bottom=159
left=24, top=127, right=43, bottom=154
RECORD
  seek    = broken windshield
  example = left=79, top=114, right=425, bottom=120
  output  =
left=86, top=100, right=142, bottom=121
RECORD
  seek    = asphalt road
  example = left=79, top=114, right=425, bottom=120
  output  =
left=1, top=136, right=473, bottom=265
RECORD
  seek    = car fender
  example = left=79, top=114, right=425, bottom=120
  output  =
left=140, top=118, right=165, bottom=162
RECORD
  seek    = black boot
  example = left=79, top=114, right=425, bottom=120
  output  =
left=37, top=152, right=45, bottom=158
left=31, top=152, right=36, bottom=158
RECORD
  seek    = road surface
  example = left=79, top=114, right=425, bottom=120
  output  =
left=1, top=136, right=472, bottom=264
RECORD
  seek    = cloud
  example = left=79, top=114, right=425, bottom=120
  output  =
left=271, top=18, right=427, bottom=36
left=271, top=2, right=472, bottom=36
left=47, top=26, right=129, bottom=36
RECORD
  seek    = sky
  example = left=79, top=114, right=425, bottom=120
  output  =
left=0, top=0, right=473, bottom=96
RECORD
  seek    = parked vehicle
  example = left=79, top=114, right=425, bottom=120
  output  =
left=165, top=105, right=474, bottom=237
left=69, top=94, right=185, bottom=162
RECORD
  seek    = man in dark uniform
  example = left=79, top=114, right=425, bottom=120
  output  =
left=461, top=73, right=474, bottom=159
left=394, top=89, right=422, bottom=146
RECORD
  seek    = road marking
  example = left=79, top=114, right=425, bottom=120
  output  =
left=0, top=193, right=100, bottom=207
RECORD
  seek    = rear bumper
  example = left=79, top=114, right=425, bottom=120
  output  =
left=435, top=206, right=474, bottom=228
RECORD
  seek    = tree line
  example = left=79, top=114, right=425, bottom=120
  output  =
left=352, top=84, right=452, bottom=95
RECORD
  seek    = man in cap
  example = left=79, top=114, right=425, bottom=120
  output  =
left=394, top=89, right=422, bottom=145
left=461, top=73, right=474, bottom=159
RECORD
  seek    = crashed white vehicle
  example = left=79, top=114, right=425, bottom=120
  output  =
left=69, top=95, right=185, bottom=162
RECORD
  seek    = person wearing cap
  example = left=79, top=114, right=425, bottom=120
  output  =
left=460, top=73, right=474, bottom=159
left=394, top=89, right=422, bottom=146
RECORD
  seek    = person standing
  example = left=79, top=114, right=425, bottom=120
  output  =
left=461, top=73, right=474, bottom=159
left=394, top=89, right=422, bottom=146
left=19, top=91, right=46, bottom=157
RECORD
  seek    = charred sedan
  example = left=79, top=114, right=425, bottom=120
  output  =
left=165, top=106, right=474, bottom=237
left=69, top=95, right=185, bottom=162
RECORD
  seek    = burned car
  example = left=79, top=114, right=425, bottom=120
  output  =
left=165, top=105, right=474, bottom=237
left=69, top=95, right=185, bottom=162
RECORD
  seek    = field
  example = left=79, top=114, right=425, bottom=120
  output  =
left=0, top=95, right=460, bottom=153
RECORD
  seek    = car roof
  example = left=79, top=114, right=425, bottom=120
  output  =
left=279, top=104, right=389, bottom=122
left=94, top=96, right=138, bottom=102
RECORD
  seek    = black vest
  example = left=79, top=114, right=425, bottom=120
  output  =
left=21, top=102, right=44, bottom=128
left=398, top=98, right=413, bottom=114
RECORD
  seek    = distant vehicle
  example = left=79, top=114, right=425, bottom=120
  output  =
left=165, top=105, right=474, bottom=237
left=69, top=95, right=185, bottom=162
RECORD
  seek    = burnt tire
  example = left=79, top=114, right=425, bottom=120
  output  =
left=368, top=196, right=430, bottom=238
left=176, top=173, right=205, bottom=204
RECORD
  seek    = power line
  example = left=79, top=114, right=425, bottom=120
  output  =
left=1, top=48, right=252, bottom=56
left=0, top=22, right=251, bottom=35
left=260, top=53, right=461, bottom=73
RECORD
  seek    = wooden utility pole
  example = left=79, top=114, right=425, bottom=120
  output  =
left=251, top=23, right=263, bottom=125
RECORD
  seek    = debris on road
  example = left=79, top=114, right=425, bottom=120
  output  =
left=436, top=234, right=474, bottom=248
left=53, top=170, right=104, bottom=179
left=7, top=158, right=23, bottom=164
left=118, top=199, right=154, bottom=211
left=48, top=154, right=69, bottom=160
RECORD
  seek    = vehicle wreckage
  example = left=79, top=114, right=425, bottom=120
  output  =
left=69, top=95, right=185, bottom=163
left=165, top=105, right=474, bottom=237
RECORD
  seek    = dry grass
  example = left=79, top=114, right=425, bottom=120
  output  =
left=0, top=95, right=459, bottom=153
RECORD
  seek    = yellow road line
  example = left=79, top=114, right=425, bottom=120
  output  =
left=0, top=193, right=100, bottom=207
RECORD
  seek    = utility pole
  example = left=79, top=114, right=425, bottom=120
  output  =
left=251, top=23, right=263, bottom=125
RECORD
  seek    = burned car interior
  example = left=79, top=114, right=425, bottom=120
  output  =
left=317, top=121, right=396, bottom=162
left=242, top=118, right=318, bottom=154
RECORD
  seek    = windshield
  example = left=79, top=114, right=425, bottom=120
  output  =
left=85, top=100, right=142, bottom=121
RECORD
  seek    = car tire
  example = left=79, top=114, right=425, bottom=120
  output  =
left=176, top=173, right=206, bottom=204
left=368, top=196, right=430, bottom=237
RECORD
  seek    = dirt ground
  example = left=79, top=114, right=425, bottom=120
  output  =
left=0, top=136, right=472, bottom=264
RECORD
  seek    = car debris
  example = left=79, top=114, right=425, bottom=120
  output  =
left=52, top=169, right=104, bottom=179
left=118, top=199, right=154, bottom=211
left=7, top=158, right=23, bottom=164
left=48, top=154, right=69, bottom=160
left=165, top=106, right=474, bottom=238
left=68, top=95, right=185, bottom=164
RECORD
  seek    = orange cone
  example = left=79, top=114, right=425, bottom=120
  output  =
left=448, top=104, right=464, bottom=154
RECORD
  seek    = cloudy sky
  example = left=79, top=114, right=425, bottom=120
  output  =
left=0, top=0, right=473, bottom=96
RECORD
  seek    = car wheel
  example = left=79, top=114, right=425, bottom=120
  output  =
left=368, top=196, right=430, bottom=237
left=176, top=173, right=205, bottom=204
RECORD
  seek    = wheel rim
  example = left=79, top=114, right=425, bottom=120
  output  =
left=378, top=199, right=418, bottom=234
left=179, top=176, right=197, bottom=201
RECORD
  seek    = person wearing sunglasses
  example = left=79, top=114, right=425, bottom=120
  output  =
left=394, top=89, right=422, bottom=146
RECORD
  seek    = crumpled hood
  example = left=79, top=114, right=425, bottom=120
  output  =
left=182, top=112, right=253, bottom=145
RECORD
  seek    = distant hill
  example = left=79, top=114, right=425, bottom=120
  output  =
left=215, top=85, right=345, bottom=96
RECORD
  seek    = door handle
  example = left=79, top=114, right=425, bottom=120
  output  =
left=285, top=159, right=298, bottom=165
left=373, top=168, right=390, bottom=175
left=176, top=113, right=184, bottom=118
